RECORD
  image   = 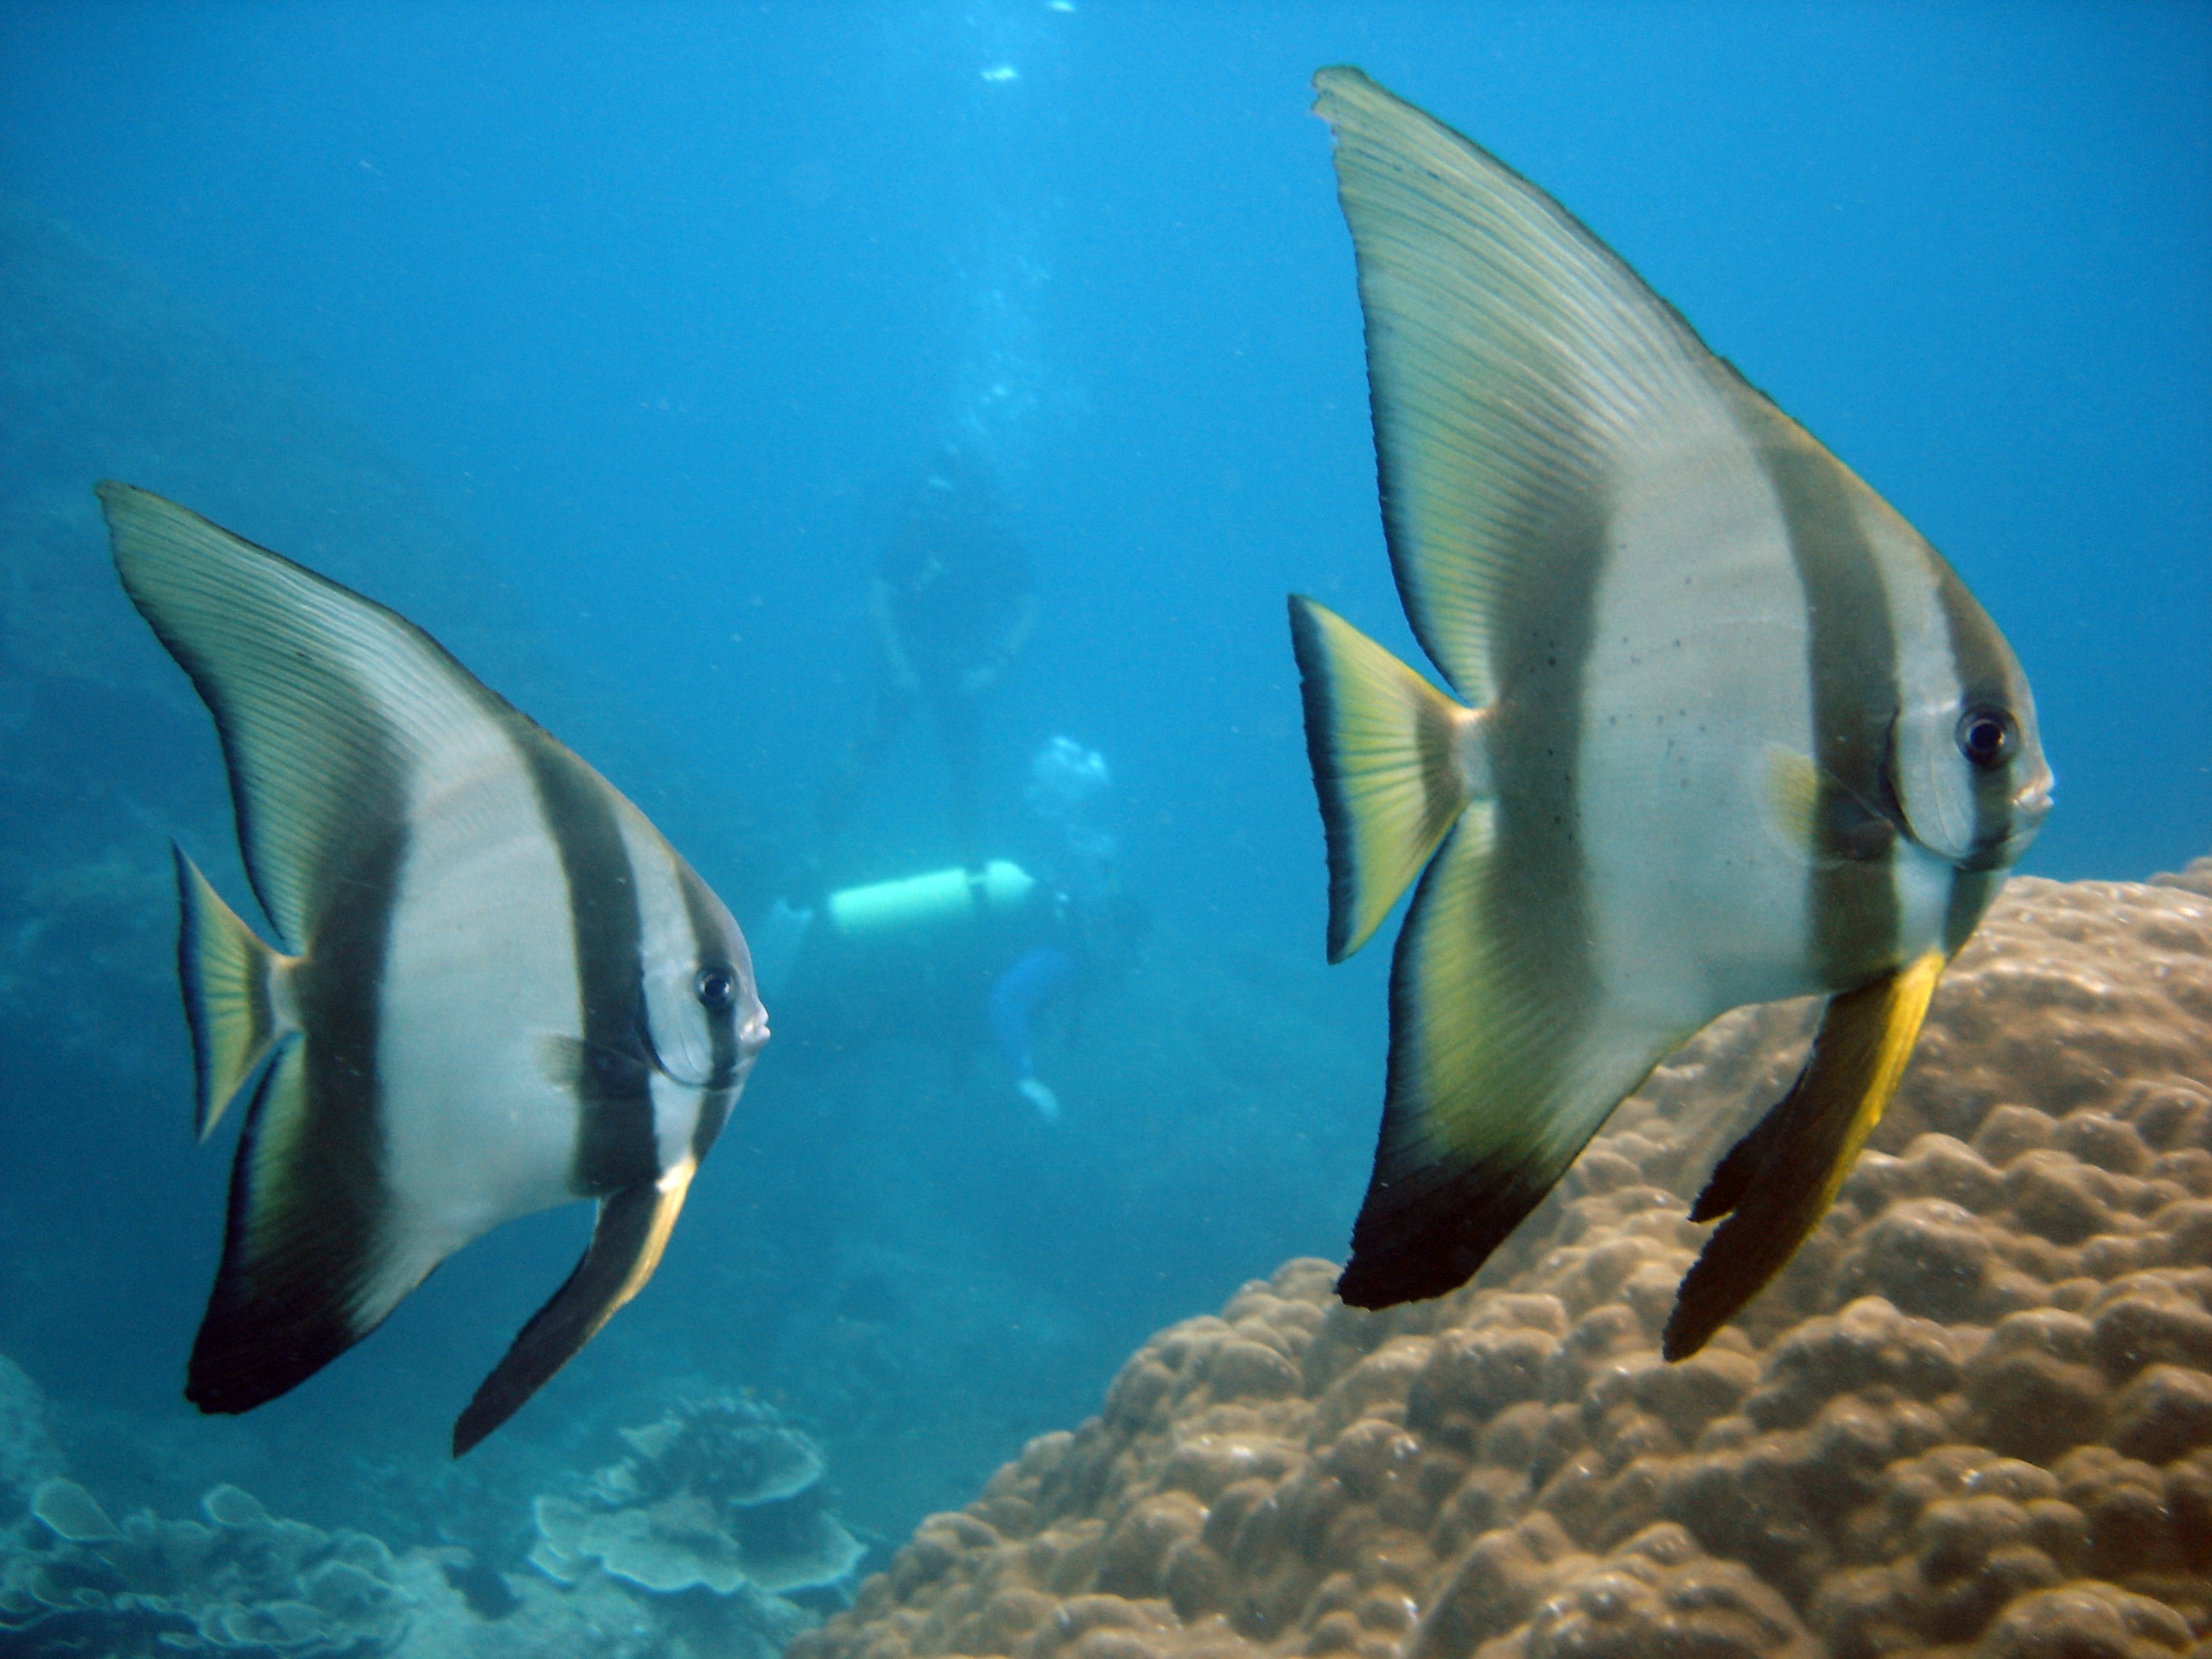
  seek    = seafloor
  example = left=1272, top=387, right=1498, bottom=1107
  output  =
left=796, top=862, right=2212, bottom=1659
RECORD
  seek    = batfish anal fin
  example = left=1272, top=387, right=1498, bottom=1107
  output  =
left=1289, top=596, right=1481, bottom=962
left=1336, top=816, right=1677, bottom=1308
left=1664, top=952, right=1947, bottom=1359
left=173, top=844, right=298, bottom=1140
left=187, top=1041, right=396, bottom=1414
left=452, top=1159, right=696, bottom=1457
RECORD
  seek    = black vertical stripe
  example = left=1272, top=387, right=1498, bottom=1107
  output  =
left=1481, top=486, right=1610, bottom=1047
left=673, top=861, right=744, bottom=1158
left=1342, top=475, right=1612, bottom=1307
left=1751, top=402, right=1904, bottom=987
left=1928, top=560, right=2023, bottom=951
left=188, top=704, right=408, bottom=1412
left=514, top=731, right=659, bottom=1196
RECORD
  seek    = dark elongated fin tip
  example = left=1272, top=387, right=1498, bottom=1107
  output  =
left=1662, top=1249, right=1752, bottom=1361
left=453, top=1168, right=691, bottom=1456
left=185, top=1043, right=385, bottom=1414
left=1686, top=1096, right=1789, bottom=1224
left=1336, top=1152, right=1555, bottom=1310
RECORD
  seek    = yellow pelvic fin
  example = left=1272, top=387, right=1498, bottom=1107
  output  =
left=1664, top=952, right=1947, bottom=1359
left=452, top=1159, right=696, bottom=1456
left=1289, top=596, right=1481, bottom=962
left=172, top=846, right=295, bottom=1141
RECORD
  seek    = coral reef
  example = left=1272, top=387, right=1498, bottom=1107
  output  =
left=533, top=1393, right=863, bottom=1595
left=0, top=1365, right=855, bottom=1657
left=532, top=1393, right=862, bottom=1628
left=794, top=866, right=2212, bottom=1659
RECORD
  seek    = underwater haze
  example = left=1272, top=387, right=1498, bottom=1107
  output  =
left=1, top=3, right=2208, bottom=1654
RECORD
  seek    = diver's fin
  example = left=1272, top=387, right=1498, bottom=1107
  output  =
left=1313, top=67, right=1732, bottom=708
left=100, top=482, right=506, bottom=947
left=1336, top=814, right=1679, bottom=1308
left=1664, top=953, right=1946, bottom=1359
left=187, top=1041, right=404, bottom=1415
left=452, top=1160, right=696, bottom=1456
left=1289, top=596, right=1480, bottom=961
left=172, top=845, right=296, bottom=1140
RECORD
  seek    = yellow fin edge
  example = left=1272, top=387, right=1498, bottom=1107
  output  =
left=1663, top=952, right=1946, bottom=1359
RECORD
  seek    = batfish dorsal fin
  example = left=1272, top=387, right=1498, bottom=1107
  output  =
left=452, top=1161, right=697, bottom=1456
left=100, top=482, right=508, bottom=946
left=1313, top=67, right=1736, bottom=707
left=1336, top=815, right=1683, bottom=1308
left=1664, top=952, right=1947, bottom=1358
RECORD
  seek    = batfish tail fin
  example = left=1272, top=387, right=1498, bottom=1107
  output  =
left=173, top=845, right=294, bottom=1141
left=187, top=1040, right=403, bottom=1414
left=1664, top=952, right=1947, bottom=1359
left=1289, top=595, right=1478, bottom=962
left=452, top=1160, right=696, bottom=1457
left=1336, top=814, right=1678, bottom=1308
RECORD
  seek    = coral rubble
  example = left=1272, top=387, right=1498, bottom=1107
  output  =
left=795, top=866, right=2212, bottom=1659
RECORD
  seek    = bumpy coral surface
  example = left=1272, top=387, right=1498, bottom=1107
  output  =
left=795, top=868, right=2212, bottom=1659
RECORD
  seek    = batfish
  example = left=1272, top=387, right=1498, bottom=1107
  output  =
left=1289, top=70, right=2052, bottom=1357
left=101, top=483, right=767, bottom=1452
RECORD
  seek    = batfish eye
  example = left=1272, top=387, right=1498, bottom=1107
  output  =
left=694, top=966, right=736, bottom=1011
left=1955, top=705, right=2017, bottom=771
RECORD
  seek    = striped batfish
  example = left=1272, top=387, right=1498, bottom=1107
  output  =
left=1289, top=70, right=2052, bottom=1359
left=100, top=483, right=767, bottom=1453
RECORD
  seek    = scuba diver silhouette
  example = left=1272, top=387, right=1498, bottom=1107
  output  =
left=817, top=447, right=1038, bottom=861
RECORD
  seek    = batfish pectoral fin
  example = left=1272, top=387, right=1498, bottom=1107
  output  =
left=172, top=844, right=297, bottom=1140
left=1663, top=952, right=1947, bottom=1359
left=1336, top=813, right=1679, bottom=1308
left=532, top=1032, right=654, bottom=1097
left=451, top=1160, right=697, bottom=1457
left=1289, top=596, right=1479, bottom=963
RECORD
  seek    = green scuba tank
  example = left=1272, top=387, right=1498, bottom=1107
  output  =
left=825, top=859, right=1037, bottom=939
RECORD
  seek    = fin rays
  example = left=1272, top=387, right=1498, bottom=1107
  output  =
left=173, top=846, right=294, bottom=1140
left=1289, top=596, right=1478, bottom=961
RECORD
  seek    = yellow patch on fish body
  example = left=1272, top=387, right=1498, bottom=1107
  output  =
left=1289, top=69, right=2052, bottom=1348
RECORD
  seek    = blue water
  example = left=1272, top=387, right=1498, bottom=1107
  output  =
left=0, top=0, right=2206, bottom=1588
